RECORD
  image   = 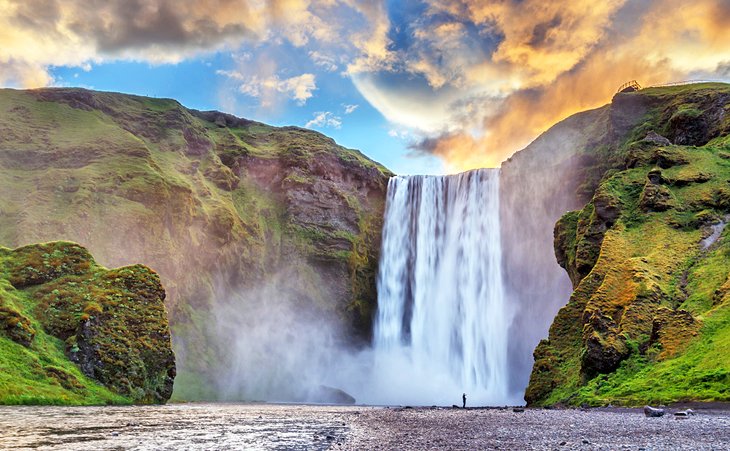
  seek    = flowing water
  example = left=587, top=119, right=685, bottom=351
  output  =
left=0, top=404, right=350, bottom=450
left=370, top=169, right=515, bottom=406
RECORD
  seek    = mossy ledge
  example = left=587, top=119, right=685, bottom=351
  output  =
left=0, top=241, right=175, bottom=405
left=526, top=83, right=730, bottom=407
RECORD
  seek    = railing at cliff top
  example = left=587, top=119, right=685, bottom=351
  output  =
left=645, top=79, right=729, bottom=88
left=617, top=80, right=641, bottom=93
left=618, top=79, right=729, bottom=93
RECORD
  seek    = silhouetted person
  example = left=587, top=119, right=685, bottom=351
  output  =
left=462, top=393, right=466, bottom=409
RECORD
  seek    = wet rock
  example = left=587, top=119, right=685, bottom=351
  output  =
left=513, top=408, right=525, bottom=413
left=647, top=168, right=666, bottom=185
left=644, top=406, right=666, bottom=417
left=667, top=171, right=711, bottom=187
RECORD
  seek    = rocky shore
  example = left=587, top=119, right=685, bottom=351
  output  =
left=1, top=403, right=728, bottom=450
left=342, top=405, right=730, bottom=450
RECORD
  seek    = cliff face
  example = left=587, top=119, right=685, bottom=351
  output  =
left=0, top=88, right=391, bottom=399
left=0, top=241, right=174, bottom=404
left=500, top=104, right=612, bottom=396
left=524, top=83, right=730, bottom=406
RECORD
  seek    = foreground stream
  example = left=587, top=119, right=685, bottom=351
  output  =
left=0, top=403, right=349, bottom=450
left=1, top=403, right=729, bottom=450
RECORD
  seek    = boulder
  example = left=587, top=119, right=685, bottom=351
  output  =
left=644, top=405, right=666, bottom=417
left=642, top=131, right=671, bottom=146
left=309, top=385, right=356, bottom=405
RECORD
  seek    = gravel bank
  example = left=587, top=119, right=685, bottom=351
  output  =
left=341, top=406, right=730, bottom=450
left=1, top=403, right=727, bottom=450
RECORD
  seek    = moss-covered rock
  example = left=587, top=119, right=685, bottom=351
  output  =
left=0, top=241, right=175, bottom=404
left=0, top=301, right=35, bottom=347
left=639, top=181, right=676, bottom=212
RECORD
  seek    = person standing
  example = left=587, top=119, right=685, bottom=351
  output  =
left=462, top=393, right=467, bottom=409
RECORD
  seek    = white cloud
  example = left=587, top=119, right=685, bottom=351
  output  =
left=309, top=51, right=338, bottom=72
left=0, top=0, right=347, bottom=87
left=388, top=128, right=410, bottom=139
left=305, top=111, right=342, bottom=129
left=217, top=70, right=317, bottom=106
left=343, top=104, right=359, bottom=114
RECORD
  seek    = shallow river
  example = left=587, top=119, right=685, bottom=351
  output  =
left=0, top=403, right=350, bottom=450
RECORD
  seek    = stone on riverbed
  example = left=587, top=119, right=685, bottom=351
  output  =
left=644, top=406, right=666, bottom=417
left=309, top=385, right=356, bottom=404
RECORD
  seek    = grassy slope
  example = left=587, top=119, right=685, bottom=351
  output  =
left=527, top=83, right=730, bottom=406
left=0, top=241, right=174, bottom=405
left=0, top=88, right=391, bottom=400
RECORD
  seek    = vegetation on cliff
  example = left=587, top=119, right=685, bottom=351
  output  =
left=0, top=88, right=391, bottom=400
left=526, top=83, right=730, bottom=406
left=0, top=241, right=175, bottom=405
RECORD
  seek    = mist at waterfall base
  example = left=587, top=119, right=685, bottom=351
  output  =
left=212, top=267, right=351, bottom=403
left=211, top=159, right=579, bottom=406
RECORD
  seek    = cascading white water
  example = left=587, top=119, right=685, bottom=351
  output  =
left=370, top=168, right=516, bottom=406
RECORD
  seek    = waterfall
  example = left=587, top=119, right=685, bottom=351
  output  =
left=369, top=169, right=516, bottom=406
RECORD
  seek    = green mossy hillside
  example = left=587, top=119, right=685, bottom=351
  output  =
left=0, top=241, right=175, bottom=405
left=0, top=87, right=391, bottom=400
left=526, top=83, right=730, bottom=406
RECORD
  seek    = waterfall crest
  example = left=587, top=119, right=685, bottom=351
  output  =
left=371, top=169, right=516, bottom=406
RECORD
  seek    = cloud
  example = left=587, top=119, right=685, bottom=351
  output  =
left=353, top=0, right=730, bottom=171
left=305, top=111, right=342, bottom=129
left=309, top=50, right=339, bottom=72
left=345, top=0, right=396, bottom=74
left=217, top=69, right=317, bottom=106
left=3, top=0, right=730, bottom=170
left=0, top=0, right=347, bottom=87
left=388, top=128, right=410, bottom=139
left=343, top=104, right=359, bottom=114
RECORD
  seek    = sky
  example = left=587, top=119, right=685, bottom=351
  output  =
left=2, top=0, right=730, bottom=175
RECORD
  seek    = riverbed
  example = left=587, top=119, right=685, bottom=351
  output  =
left=1, top=403, right=728, bottom=450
